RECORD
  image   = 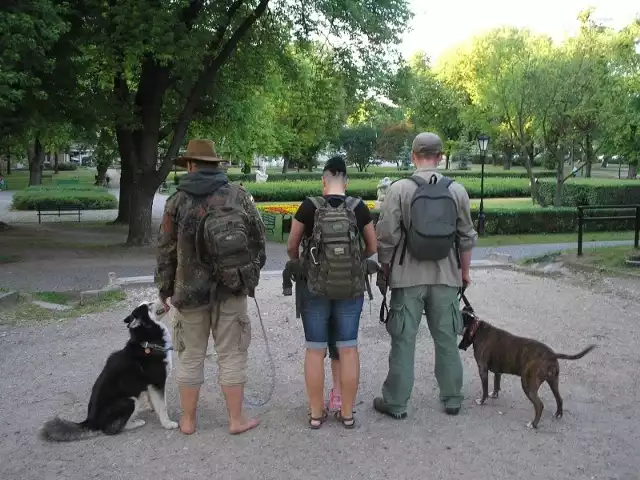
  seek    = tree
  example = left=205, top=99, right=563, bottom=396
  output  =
left=375, top=120, right=416, bottom=165
left=337, top=123, right=378, bottom=171
left=71, top=0, right=411, bottom=245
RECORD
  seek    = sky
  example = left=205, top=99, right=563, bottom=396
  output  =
left=399, top=0, right=639, bottom=63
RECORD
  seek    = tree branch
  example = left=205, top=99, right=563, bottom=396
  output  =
left=158, top=0, right=271, bottom=182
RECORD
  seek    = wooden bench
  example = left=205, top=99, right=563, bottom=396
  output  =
left=36, top=205, right=83, bottom=224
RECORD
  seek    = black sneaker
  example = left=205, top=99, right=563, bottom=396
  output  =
left=445, top=406, right=461, bottom=416
left=373, top=397, right=407, bottom=420
left=283, top=287, right=292, bottom=296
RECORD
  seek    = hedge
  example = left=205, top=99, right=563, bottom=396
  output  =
left=369, top=206, right=634, bottom=235
left=242, top=178, right=531, bottom=202
left=11, top=186, right=118, bottom=210
left=537, top=179, right=640, bottom=207
left=171, top=169, right=556, bottom=183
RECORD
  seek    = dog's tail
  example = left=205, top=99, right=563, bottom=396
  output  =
left=554, top=344, right=596, bottom=361
left=39, top=417, right=100, bottom=442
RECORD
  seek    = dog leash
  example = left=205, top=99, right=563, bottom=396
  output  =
left=458, top=285, right=473, bottom=311
left=243, top=296, right=276, bottom=408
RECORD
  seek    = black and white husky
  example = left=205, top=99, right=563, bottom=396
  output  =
left=40, top=301, right=179, bottom=441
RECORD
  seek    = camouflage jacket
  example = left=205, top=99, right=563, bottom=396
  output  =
left=155, top=180, right=266, bottom=310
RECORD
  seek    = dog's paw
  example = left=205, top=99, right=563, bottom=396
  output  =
left=526, top=421, right=538, bottom=429
left=553, top=411, right=563, bottom=420
left=162, top=420, right=179, bottom=430
left=475, top=398, right=486, bottom=405
left=489, top=391, right=499, bottom=399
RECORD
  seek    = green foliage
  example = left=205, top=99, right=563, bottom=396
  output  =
left=537, top=179, right=640, bottom=206
left=469, top=207, right=634, bottom=234
left=337, top=124, right=378, bottom=172
left=44, top=162, right=77, bottom=171
left=11, top=186, right=117, bottom=210
left=239, top=178, right=531, bottom=201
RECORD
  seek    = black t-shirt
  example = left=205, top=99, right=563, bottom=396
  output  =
left=294, top=195, right=372, bottom=238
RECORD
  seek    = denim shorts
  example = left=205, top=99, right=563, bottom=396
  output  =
left=300, top=282, right=364, bottom=350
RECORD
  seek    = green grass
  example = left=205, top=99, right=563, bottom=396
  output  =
left=32, top=291, right=75, bottom=305
left=3, top=168, right=96, bottom=191
left=476, top=230, right=634, bottom=247
left=0, top=254, right=21, bottom=264
left=0, top=289, right=127, bottom=326
left=566, top=246, right=640, bottom=269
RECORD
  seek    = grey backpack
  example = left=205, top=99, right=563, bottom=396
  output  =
left=397, top=174, right=459, bottom=265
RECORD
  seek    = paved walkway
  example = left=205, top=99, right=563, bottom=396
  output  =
left=0, top=269, right=638, bottom=480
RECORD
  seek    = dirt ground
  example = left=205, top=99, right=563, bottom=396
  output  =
left=0, top=268, right=638, bottom=480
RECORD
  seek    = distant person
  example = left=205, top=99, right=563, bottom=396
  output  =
left=287, top=155, right=376, bottom=429
left=374, top=132, right=478, bottom=418
left=155, top=138, right=266, bottom=436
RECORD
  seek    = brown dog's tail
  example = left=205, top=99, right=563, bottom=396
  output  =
left=554, top=344, right=596, bottom=360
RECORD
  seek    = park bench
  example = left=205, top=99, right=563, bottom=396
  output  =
left=260, top=213, right=293, bottom=241
left=36, top=204, right=83, bottom=224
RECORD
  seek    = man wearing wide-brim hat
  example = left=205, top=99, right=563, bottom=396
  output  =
left=155, top=138, right=267, bottom=435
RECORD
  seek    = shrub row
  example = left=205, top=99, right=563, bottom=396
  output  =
left=172, top=169, right=556, bottom=183
left=242, top=178, right=531, bottom=202
left=11, top=186, right=118, bottom=211
left=537, top=179, right=640, bottom=206
left=369, top=206, right=633, bottom=235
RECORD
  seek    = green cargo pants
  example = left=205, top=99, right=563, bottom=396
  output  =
left=381, top=284, right=464, bottom=413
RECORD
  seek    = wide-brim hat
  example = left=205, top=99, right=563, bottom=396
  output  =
left=174, top=139, right=225, bottom=167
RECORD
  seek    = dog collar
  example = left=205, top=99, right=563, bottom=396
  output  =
left=140, top=341, right=173, bottom=355
left=467, top=319, right=481, bottom=339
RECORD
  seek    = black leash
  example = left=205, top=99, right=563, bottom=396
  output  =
left=458, top=284, right=473, bottom=311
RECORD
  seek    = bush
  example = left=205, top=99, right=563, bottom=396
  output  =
left=43, top=163, right=78, bottom=171
left=11, top=186, right=118, bottom=210
left=537, top=178, right=640, bottom=206
left=241, top=178, right=531, bottom=202
left=469, top=206, right=635, bottom=235
left=173, top=169, right=556, bottom=184
left=368, top=205, right=634, bottom=235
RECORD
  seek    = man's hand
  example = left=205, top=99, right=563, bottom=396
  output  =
left=161, top=297, right=172, bottom=313
left=462, top=271, right=471, bottom=287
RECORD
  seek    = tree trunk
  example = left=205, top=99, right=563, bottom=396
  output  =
left=95, top=163, right=108, bottom=186
left=282, top=154, right=290, bottom=174
left=554, top=156, right=564, bottom=207
left=491, top=153, right=499, bottom=166
left=503, top=151, right=513, bottom=170
left=113, top=155, right=132, bottom=224
left=28, top=136, right=45, bottom=186
left=628, top=163, right=637, bottom=179
left=584, top=134, right=593, bottom=178
left=54, top=152, right=60, bottom=173
left=126, top=183, right=156, bottom=246
left=6, top=152, right=10, bottom=175
left=445, top=150, right=451, bottom=169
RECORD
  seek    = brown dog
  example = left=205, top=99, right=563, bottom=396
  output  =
left=458, top=306, right=595, bottom=428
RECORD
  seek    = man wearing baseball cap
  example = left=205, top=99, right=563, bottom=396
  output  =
left=374, top=132, right=478, bottom=418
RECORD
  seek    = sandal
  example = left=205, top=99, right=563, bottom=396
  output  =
left=308, top=410, right=328, bottom=429
left=334, top=411, right=356, bottom=429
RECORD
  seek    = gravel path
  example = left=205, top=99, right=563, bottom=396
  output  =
left=0, top=269, right=637, bottom=480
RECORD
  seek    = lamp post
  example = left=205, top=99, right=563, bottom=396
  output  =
left=631, top=125, right=638, bottom=179
left=476, top=133, right=490, bottom=236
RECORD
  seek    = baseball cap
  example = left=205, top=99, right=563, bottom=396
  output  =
left=412, top=132, right=443, bottom=157
left=323, top=155, right=347, bottom=174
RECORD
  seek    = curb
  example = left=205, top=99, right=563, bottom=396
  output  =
left=106, top=260, right=515, bottom=288
left=0, top=290, right=19, bottom=308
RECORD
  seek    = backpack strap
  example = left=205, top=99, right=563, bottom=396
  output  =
left=344, top=196, right=360, bottom=210
left=308, top=196, right=326, bottom=209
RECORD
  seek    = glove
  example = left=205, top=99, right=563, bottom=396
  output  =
left=365, top=259, right=381, bottom=275
left=284, top=259, right=303, bottom=282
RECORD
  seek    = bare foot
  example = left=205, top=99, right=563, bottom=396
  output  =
left=179, top=415, right=196, bottom=435
left=229, top=417, right=260, bottom=435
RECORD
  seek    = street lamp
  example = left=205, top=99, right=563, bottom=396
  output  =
left=476, top=133, right=490, bottom=236
left=631, top=125, right=638, bottom=179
